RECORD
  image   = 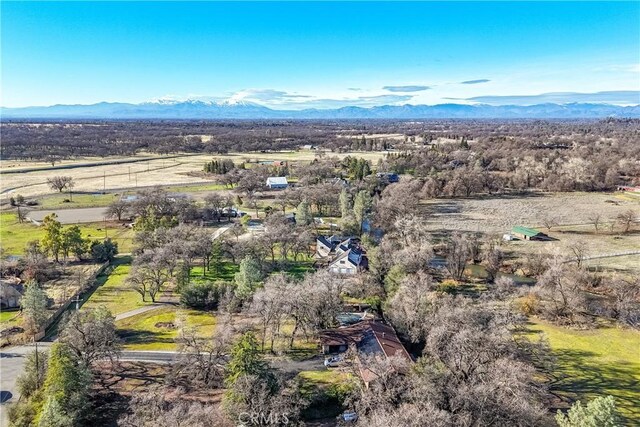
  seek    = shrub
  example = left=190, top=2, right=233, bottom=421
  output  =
left=180, top=282, right=222, bottom=309
left=90, top=238, right=118, bottom=262
left=518, top=292, right=540, bottom=316
left=438, top=279, right=459, bottom=294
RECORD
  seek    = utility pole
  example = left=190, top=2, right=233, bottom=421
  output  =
left=34, top=337, right=40, bottom=388
left=103, top=172, right=106, bottom=192
left=71, top=294, right=81, bottom=311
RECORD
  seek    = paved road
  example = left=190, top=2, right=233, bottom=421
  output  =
left=0, top=343, right=178, bottom=427
left=27, top=207, right=108, bottom=224
left=0, top=342, right=53, bottom=426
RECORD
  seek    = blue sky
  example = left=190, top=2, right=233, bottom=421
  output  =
left=1, top=1, right=639, bottom=108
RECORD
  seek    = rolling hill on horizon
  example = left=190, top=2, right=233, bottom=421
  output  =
left=2, top=100, right=639, bottom=119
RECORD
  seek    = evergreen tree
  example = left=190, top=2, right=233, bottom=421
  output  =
left=556, top=396, right=621, bottom=427
left=21, top=281, right=49, bottom=335
left=234, top=256, right=263, bottom=299
left=296, top=200, right=312, bottom=225
left=353, top=190, right=373, bottom=233
left=38, top=342, right=92, bottom=427
left=339, top=188, right=352, bottom=219
left=225, top=332, right=270, bottom=387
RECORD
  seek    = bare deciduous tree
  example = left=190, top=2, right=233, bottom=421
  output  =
left=616, top=209, right=637, bottom=234
left=106, top=199, right=130, bottom=221
left=47, top=176, right=74, bottom=193
left=446, top=233, right=470, bottom=281
left=58, top=305, right=121, bottom=368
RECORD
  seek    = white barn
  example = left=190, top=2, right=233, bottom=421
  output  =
left=266, top=177, right=289, bottom=189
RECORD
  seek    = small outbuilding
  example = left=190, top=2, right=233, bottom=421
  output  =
left=511, top=226, right=549, bottom=241
left=265, top=177, right=289, bottom=189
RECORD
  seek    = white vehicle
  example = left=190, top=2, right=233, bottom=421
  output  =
left=324, top=355, right=343, bottom=367
left=342, top=411, right=358, bottom=422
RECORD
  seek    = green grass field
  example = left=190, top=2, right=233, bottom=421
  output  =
left=35, top=192, right=120, bottom=209
left=0, top=212, right=134, bottom=255
left=0, top=310, right=19, bottom=323
left=528, top=319, right=640, bottom=423
left=116, top=306, right=217, bottom=350
left=164, top=183, right=229, bottom=193
left=190, top=261, right=240, bottom=282
left=81, top=256, right=148, bottom=315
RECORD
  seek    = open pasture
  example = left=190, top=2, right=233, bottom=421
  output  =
left=1, top=150, right=389, bottom=199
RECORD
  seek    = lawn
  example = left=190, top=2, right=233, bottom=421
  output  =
left=0, top=310, right=19, bottom=323
left=527, top=319, right=640, bottom=424
left=190, top=261, right=240, bottom=283
left=164, top=183, right=228, bottom=193
left=0, top=212, right=134, bottom=255
left=116, top=306, right=217, bottom=351
left=81, top=256, right=147, bottom=316
left=35, top=192, right=120, bottom=209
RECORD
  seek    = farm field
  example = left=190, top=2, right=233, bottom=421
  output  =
left=0, top=211, right=134, bottom=255
left=0, top=150, right=389, bottom=199
left=528, top=319, right=640, bottom=424
left=423, top=192, right=640, bottom=275
left=423, top=192, right=640, bottom=234
left=35, top=192, right=121, bottom=209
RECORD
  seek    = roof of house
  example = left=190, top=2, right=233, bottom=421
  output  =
left=511, top=226, right=545, bottom=237
left=319, top=320, right=412, bottom=361
left=319, top=320, right=413, bottom=384
left=329, top=248, right=367, bottom=269
left=317, top=236, right=335, bottom=250
left=266, top=176, right=288, bottom=185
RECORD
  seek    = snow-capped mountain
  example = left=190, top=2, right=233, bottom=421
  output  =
left=1, top=100, right=638, bottom=119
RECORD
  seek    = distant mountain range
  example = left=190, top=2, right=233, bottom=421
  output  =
left=1, top=100, right=639, bottom=119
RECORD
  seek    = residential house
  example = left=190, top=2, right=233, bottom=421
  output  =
left=328, top=247, right=367, bottom=275
left=0, top=279, right=23, bottom=309
left=265, top=176, right=289, bottom=189
left=319, top=320, right=413, bottom=387
left=316, top=235, right=368, bottom=274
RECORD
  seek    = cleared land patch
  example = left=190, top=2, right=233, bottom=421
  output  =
left=116, top=306, right=217, bottom=351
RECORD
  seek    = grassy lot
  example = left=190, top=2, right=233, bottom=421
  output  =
left=0, top=310, right=19, bottom=323
left=190, top=262, right=240, bottom=283
left=116, top=306, right=217, bottom=351
left=165, top=183, right=229, bottom=193
left=527, top=319, right=640, bottom=424
left=0, top=212, right=134, bottom=255
left=81, top=256, right=146, bottom=316
left=35, top=192, right=120, bottom=209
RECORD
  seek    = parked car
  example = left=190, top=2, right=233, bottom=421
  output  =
left=324, top=355, right=343, bottom=367
left=342, top=411, right=358, bottom=422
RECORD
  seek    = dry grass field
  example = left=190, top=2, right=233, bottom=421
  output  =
left=1, top=150, right=389, bottom=199
left=423, top=192, right=640, bottom=275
